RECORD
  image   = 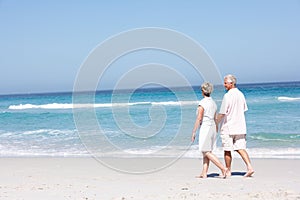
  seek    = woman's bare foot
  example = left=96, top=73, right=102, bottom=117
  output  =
left=195, top=174, right=207, bottom=178
left=244, top=169, right=254, bottom=177
left=220, top=168, right=229, bottom=179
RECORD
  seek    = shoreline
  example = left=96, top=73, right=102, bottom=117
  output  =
left=0, top=157, right=299, bottom=199
left=2, top=146, right=300, bottom=159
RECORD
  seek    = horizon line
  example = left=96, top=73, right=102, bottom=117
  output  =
left=0, top=80, right=299, bottom=97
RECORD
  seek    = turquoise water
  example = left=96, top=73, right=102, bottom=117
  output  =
left=0, top=82, right=299, bottom=158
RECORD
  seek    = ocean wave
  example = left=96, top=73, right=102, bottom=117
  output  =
left=94, top=145, right=300, bottom=159
left=8, top=103, right=74, bottom=110
left=184, top=146, right=300, bottom=159
left=0, top=129, right=77, bottom=138
left=1, top=143, right=300, bottom=159
left=278, top=96, right=300, bottom=102
left=8, top=101, right=198, bottom=110
left=249, top=133, right=300, bottom=142
left=22, top=129, right=76, bottom=136
left=0, top=149, right=90, bottom=157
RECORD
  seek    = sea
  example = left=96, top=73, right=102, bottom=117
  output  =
left=0, top=81, right=300, bottom=159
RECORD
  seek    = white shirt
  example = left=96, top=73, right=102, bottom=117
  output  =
left=198, top=97, right=217, bottom=126
left=219, top=88, right=248, bottom=135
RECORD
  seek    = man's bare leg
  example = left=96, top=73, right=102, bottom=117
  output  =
left=236, top=149, right=254, bottom=177
left=224, top=151, right=232, bottom=176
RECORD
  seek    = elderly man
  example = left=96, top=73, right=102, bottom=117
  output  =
left=216, top=74, right=254, bottom=177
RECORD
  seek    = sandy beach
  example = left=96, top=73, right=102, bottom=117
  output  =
left=0, top=157, right=299, bottom=200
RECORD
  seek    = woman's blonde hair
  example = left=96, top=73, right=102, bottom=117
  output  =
left=201, top=82, right=213, bottom=97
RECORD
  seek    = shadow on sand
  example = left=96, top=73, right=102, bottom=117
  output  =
left=207, top=171, right=246, bottom=178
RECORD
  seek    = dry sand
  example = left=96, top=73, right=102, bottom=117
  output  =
left=0, top=157, right=299, bottom=200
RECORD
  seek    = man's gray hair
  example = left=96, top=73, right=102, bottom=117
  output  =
left=201, top=82, right=214, bottom=96
left=224, top=74, right=237, bottom=85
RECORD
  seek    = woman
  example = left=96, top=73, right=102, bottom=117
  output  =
left=191, top=82, right=227, bottom=178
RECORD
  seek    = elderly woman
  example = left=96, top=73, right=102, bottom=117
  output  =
left=191, top=82, right=227, bottom=178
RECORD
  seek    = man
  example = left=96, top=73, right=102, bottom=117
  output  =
left=216, top=74, right=254, bottom=177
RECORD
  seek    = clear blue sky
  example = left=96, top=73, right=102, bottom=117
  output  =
left=0, top=0, right=299, bottom=94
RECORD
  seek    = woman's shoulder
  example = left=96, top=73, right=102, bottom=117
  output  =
left=198, top=97, right=214, bottom=106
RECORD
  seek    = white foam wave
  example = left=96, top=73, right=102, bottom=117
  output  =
left=22, top=129, right=76, bottom=136
left=1, top=143, right=300, bottom=158
left=0, top=129, right=76, bottom=138
left=183, top=146, right=300, bottom=159
left=0, top=149, right=90, bottom=157
left=278, top=96, right=300, bottom=102
left=8, top=101, right=198, bottom=110
left=152, top=101, right=196, bottom=106
left=9, top=103, right=74, bottom=110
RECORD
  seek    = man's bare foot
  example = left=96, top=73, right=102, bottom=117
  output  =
left=195, top=174, right=207, bottom=178
left=226, top=170, right=232, bottom=177
left=244, top=169, right=254, bottom=177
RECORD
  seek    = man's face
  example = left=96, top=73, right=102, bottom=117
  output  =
left=223, top=78, right=233, bottom=91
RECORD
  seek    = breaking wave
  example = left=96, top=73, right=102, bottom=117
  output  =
left=278, top=96, right=300, bottom=102
left=8, top=101, right=197, bottom=110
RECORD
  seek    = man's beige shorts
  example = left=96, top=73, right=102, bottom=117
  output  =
left=221, top=134, right=247, bottom=151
